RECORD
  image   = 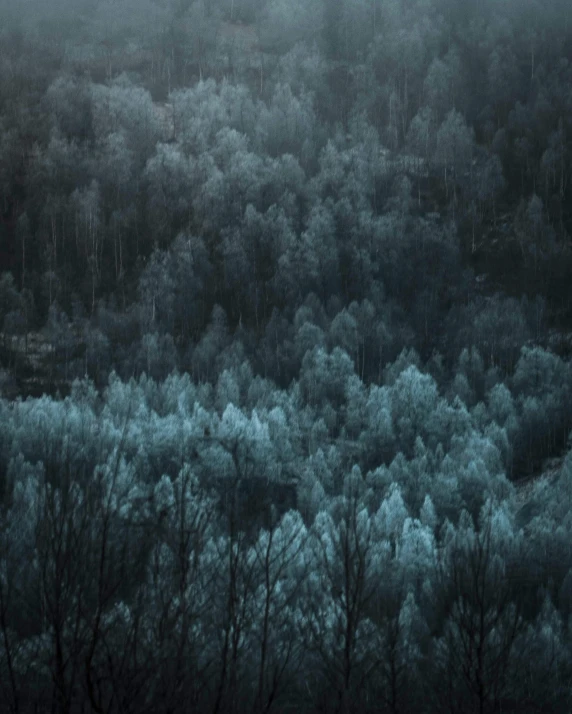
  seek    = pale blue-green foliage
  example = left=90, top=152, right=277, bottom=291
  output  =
left=94, top=130, right=134, bottom=193
left=544, top=452, right=572, bottom=524
left=266, top=154, right=307, bottom=215
left=454, top=429, right=505, bottom=481
left=470, top=400, right=489, bottom=430
left=297, top=469, right=326, bottom=523
left=190, top=152, right=224, bottom=232
left=137, top=332, right=178, bottom=380
left=264, top=405, right=299, bottom=474
left=365, top=463, right=393, bottom=507
left=227, top=204, right=295, bottom=294
left=191, top=305, right=230, bottom=382
left=143, top=143, right=195, bottom=239
left=102, top=378, right=151, bottom=456
left=517, top=453, right=572, bottom=562
left=483, top=420, right=512, bottom=469
left=449, top=371, right=474, bottom=407
left=312, top=122, right=381, bottom=212
left=433, top=454, right=466, bottom=515
left=434, top=109, right=475, bottom=176
left=280, top=201, right=338, bottom=297
left=512, top=346, right=568, bottom=397
left=213, top=126, right=264, bottom=192
left=389, top=367, right=474, bottom=457
left=153, top=473, right=176, bottom=512
left=524, top=508, right=571, bottom=584
left=2, top=355, right=571, bottom=711
left=8, top=396, right=65, bottom=458
left=171, top=80, right=259, bottom=154
left=383, top=347, right=421, bottom=386
left=304, top=448, right=335, bottom=494
left=260, top=0, right=322, bottom=52
left=37, top=131, right=89, bottom=194
left=246, top=584, right=297, bottom=673
left=360, top=383, right=395, bottom=461
left=152, top=466, right=215, bottom=535
left=0, top=340, right=556, bottom=517
left=300, top=346, right=355, bottom=408
left=90, top=77, right=161, bottom=157
left=294, top=321, right=326, bottom=364
left=103, top=372, right=142, bottom=422
left=329, top=309, right=358, bottom=357
left=3, top=369, right=299, bottom=500
left=321, top=403, right=338, bottom=434
left=305, top=414, right=326, bottom=454
left=190, top=129, right=270, bottom=232
left=2, top=354, right=523, bottom=556
left=5, top=465, right=44, bottom=559
left=44, top=75, right=91, bottom=138
left=374, top=483, right=409, bottom=549
left=215, top=369, right=241, bottom=413
left=271, top=509, right=308, bottom=574
left=94, top=449, right=145, bottom=519
left=457, top=347, right=485, bottom=395
left=397, top=590, right=430, bottom=665
left=510, top=347, right=572, bottom=450
left=399, top=517, right=437, bottom=582
left=478, top=498, right=519, bottom=557
left=255, top=84, right=317, bottom=160
left=448, top=431, right=510, bottom=515
left=433, top=395, right=474, bottom=448
left=7, top=394, right=103, bottom=478
left=487, top=381, right=519, bottom=440
left=349, top=355, right=514, bottom=520
left=246, top=375, right=279, bottom=410
left=389, top=366, right=439, bottom=454
left=155, top=372, right=198, bottom=417
left=7, top=454, right=45, bottom=495
left=343, top=374, right=367, bottom=437
left=185, top=403, right=282, bottom=483
left=342, top=465, right=367, bottom=502
left=420, top=494, right=438, bottom=530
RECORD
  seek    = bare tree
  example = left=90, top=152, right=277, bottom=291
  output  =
left=431, top=505, right=526, bottom=714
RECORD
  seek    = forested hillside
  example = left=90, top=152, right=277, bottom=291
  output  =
left=1, top=0, right=572, bottom=711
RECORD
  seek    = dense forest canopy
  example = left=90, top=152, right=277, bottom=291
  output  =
left=1, top=0, right=572, bottom=712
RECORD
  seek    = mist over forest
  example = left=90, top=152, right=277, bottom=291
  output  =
left=1, top=0, right=572, bottom=712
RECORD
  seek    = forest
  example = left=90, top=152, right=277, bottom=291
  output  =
left=1, top=0, right=572, bottom=711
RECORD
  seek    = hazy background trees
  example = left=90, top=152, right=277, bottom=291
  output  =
left=2, top=0, right=572, bottom=710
